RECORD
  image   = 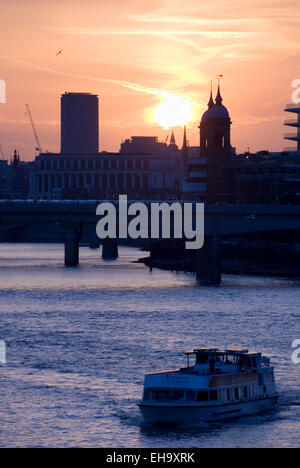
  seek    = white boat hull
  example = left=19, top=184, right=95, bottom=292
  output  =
left=139, top=396, right=279, bottom=424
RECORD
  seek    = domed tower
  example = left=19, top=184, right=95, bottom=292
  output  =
left=200, top=78, right=232, bottom=202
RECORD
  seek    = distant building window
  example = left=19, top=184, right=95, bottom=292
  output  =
left=102, top=174, right=107, bottom=188
left=104, top=160, right=109, bottom=170
left=144, top=160, right=149, bottom=169
left=126, top=174, right=132, bottom=189
left=134, top=174, right=140, bottom=189
left=109, top=174, right=115, bottom=188
left=135, top=159, right=141, bottom=169
left=143, top=175, right=149, bottom=188
left=111, top=160, right=117, bottom=170
left=127, top=160, right=133, bottom=170
left=118, top=174, right=124, bottom=188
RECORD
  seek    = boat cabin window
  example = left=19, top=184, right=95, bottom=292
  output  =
left=151, top=389, right=185, bottom=402
left=210, top=390, right=218, bottom=401
left=186, top=391, right=197, bottom=401
left=195, top=353, right=209, bottom=364
left=196, top=391, right=209, bottom=402
left=224, top=355, right=236, bottom=365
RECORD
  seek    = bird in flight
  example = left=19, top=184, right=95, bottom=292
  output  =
left=56, top=49, right=63, bottom=56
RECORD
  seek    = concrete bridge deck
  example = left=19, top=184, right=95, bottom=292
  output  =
left=0, top=200, right=299, bottom=235
left=0, top=200, right=299, bottom=283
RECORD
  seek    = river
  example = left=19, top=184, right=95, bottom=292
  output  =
left=0, top=244, right=299, bottom=447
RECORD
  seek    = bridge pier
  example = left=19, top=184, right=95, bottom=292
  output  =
left=60, top=223, right=82, bottom=267
left=63, top=231, right=81, bottom=266
left=102, top=239, right=118, bottom=260
left=196, top=235, right=221, bottom=285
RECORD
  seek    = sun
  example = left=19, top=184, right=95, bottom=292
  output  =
left=153, top=95, right=194, bottom=129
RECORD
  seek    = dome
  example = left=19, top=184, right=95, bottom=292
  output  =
left=201, top=103, right=230, bottom=123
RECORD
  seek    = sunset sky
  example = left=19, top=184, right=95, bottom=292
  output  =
left=0, top=0, right=299, bottom=160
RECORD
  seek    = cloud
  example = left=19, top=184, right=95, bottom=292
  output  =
left=129, top=14, right=266, bottom=31
left=1, top=55, right=196, bottom=101
left=46, top=26, right=259, bottom=40
left=237, top=115, right=281, bottom=126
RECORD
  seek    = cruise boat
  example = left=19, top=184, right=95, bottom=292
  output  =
left=138, top=348, right=278, bottom=424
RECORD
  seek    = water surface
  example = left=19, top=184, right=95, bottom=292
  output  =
left=0, top=244, right=299, bottom=447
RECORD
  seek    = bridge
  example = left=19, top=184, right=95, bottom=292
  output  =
left=0, top=200, right=299, bottom=284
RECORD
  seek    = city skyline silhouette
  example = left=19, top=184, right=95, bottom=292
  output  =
left=0, top=0, right=299, bottom=160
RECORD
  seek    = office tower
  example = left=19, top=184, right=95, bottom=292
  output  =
left=61, top=92, right=99, bottom=154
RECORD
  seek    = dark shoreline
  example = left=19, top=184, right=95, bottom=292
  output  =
left=138, top=256, right=300, bottom=279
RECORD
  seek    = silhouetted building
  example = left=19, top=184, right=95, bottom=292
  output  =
left=120, top=136, right=173, bottom=154
left=183, top=83, right=300, bottom=204
left=284, top=104, right=300, bottom=151
left=183, top=83, right=235, bottom=201
left=61, top=92, right=99, bottom=155
left=223, top=152, right=300, bottom=204
left=27, top=88, right=300, bottom=204
left=182, top=148, right=206, bottom=201
left=200, top=83, right=234, bottom=203
left=34, top=149, right=183, bottom=200
left=0, top=151, right=31, bottom=199
left=35, top=97, right=184, bottom=200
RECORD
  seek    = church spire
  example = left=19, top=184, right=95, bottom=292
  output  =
left=182, top=125, right=189, bottom=172
left=215, top=74, right=223, bottom=105
left=183, top=125, right=187, bottom=148
left=208, top=80, right=214, bottom=108
left=170, top=130, right=176, bottom=145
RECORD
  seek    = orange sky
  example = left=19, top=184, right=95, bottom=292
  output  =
left=0, top=0, right=299, bottom=160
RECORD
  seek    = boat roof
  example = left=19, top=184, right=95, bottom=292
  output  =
left=185, top=348, right=261, bottom=357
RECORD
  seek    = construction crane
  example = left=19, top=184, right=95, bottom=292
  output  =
left=25, top=104, right=43, bottom=154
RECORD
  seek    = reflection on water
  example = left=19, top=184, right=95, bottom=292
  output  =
left=0, top=244, right=299, bottom=447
